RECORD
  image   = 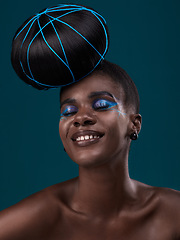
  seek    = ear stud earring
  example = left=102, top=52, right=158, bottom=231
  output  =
left=130, top=132, right=138, bottom=140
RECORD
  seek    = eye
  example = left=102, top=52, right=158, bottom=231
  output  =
left=61, top=105, right=78, bottom=117
left=93, top=99, right=117, bottom=110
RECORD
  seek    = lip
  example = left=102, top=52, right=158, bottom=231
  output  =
left=70, top=130, right=105, bottom=147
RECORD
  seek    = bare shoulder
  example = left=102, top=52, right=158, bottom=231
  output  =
left=135, top=181, right=180, bottom=238
left=135, top=180, right=180, bottom=210
left=0, top=177, right=77, bottom=240
left=156, top=187, right=180, bottom=238
left=154, top=186, right=180, bottom=214
left=157, top=186, right=180, bottom=216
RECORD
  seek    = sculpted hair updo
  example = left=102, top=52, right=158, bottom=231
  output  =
left=11, top=4, right=109, bottom=90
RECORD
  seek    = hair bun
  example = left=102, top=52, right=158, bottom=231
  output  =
left=11, top=4, right=109, bottom=90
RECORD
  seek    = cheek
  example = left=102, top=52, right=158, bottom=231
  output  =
left=102, top=110, right=127, bottom=138
left=59, top=118, right=68, bottom=143
left=108, top=107, right=126, bottom=117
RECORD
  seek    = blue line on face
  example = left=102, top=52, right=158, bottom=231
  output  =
left=59, top=116, right=67, bottom=121
left=109, top=108, right=126, bottom=116
left=93, top=99, right=126, bottom=116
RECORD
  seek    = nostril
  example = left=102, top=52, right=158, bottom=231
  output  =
left=83, top=120, right=94, bottom=125
left=74, top=122, right=80, bottom=127
left=73, top=115, right=97, bottom=127
left=74, top=120, right=94, bottom=127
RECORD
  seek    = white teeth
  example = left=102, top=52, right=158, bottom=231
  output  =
left=75, top=135, right=100, bottom=141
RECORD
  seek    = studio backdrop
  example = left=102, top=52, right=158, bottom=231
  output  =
left=0, top=0, right=180, bottom=210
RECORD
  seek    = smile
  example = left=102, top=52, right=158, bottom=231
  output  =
left=71, top=130, right=104, bottom=147
left=75, top=135, right=100, bottom=141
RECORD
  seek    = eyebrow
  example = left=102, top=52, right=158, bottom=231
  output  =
left=60, top=91, right=117, bottom=109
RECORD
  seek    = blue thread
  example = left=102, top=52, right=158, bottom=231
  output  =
left=48, top=18, right=69, bottom=65
left=37, top=18, right=74, bottom=77
left=90, top=12, right=108, bottom=57
left=47, top=9, right=82, bottom=18
left=48, top=17, right=75, bottom=81
left=26, top=16, right=73, bottom=81
left=20, top=18, right=37, bottom=47
left=50, top=4, right=107, bottom=24
left=46, top=14, right=104, bottom=59
left=60, top=4, right=107, bottom=24
left=15, top=15, right=38, bottom=39
left=22, top=9, right=83, bottom=82
left=46, top=7, right=83, bottom=13
left=15, top=4, right=108, bottom=88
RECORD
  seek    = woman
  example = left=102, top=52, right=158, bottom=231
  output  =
left=1, top=3, right=180, bottom=239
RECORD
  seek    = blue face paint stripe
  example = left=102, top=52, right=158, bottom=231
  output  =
left=59, top=116, right=67, bottom=121
left=109, top=108, right=126, bottom=116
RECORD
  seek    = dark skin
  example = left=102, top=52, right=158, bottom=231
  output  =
left=0, top=73, right=180, bottom=240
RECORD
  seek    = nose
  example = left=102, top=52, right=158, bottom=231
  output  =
left=73, top=108, right=97, bottom=127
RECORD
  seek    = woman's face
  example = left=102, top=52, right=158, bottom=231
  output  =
left=59, top=73, right=132, bottom=168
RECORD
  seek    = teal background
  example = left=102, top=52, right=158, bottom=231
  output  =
left=0, top=0, right=180, bottom=210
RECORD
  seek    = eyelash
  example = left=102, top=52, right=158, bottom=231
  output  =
left=93, top=99, right=117, bottom=110
left=61, top=99, right=117, bottom=117
left=61, top=106, right=78, bottom=117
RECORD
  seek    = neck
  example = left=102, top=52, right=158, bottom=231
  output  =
left=71, top=152, right=137, bottom=219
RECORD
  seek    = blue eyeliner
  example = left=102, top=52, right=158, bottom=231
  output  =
left=60, top=99, right=126, bottom=121
left=93, top=99, right=117, bottom=110
left=61, top=105, right=78, bottom=117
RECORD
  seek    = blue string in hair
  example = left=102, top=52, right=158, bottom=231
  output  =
left=15, top=4, right=109, bottom=88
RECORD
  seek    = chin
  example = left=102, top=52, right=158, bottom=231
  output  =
left=68, top=149, right=110, bottom=168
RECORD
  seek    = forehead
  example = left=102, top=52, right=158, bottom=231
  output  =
left=60, top=73, right=124, bottom=102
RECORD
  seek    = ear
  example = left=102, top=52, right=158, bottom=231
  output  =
left=129, top=114, right=142, bottom=135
